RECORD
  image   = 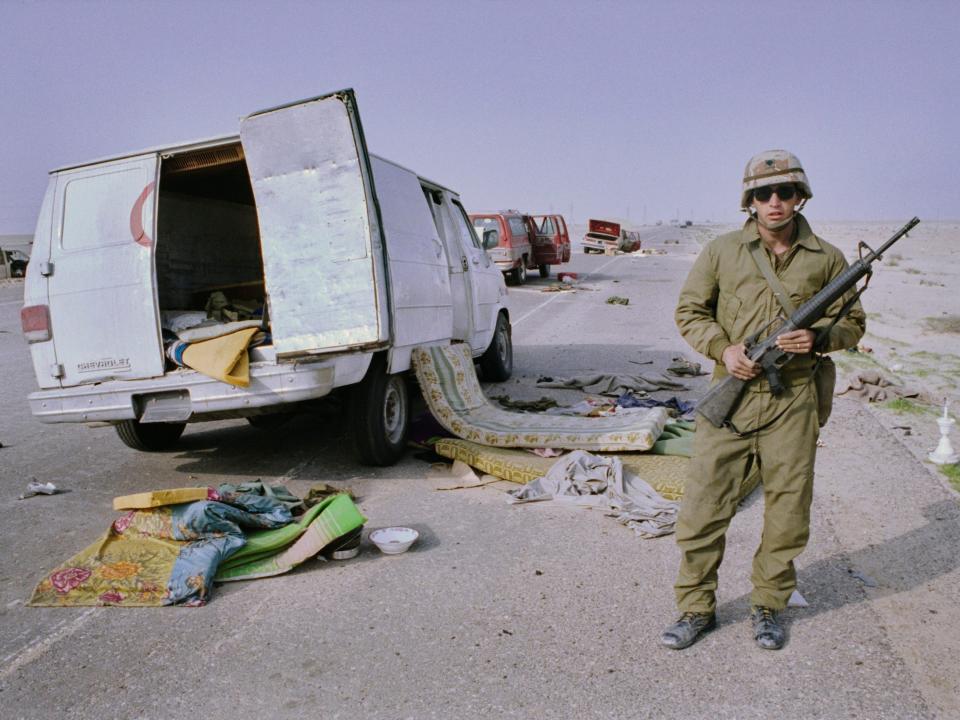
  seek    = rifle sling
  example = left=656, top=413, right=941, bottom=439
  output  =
left=750, top=239, right=863, bottom=351
left=747, top=240, right=796, bottom=315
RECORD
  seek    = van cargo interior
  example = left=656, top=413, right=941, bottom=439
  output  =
left=156, top=143, right=270, bottom=346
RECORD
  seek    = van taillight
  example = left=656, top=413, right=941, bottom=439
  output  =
left=21, top=305, right=51, bottom=343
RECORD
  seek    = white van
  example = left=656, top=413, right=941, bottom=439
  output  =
left=21, top=90, right=513, bottom=465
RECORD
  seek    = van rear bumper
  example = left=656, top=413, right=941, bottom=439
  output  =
left=28, top=360, right=337, bottom=424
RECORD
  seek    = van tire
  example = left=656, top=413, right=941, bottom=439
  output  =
left=538, top=264, right=550, bottom=278
left=479, top=313, right=513, bottom=381
left=350, top=356, right=409, bottom=466
left=510, top=263, right=527, bottom=285
left=115, top=420, right=186, bottom=452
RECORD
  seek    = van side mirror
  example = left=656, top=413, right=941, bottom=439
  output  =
left=482, top=229, right=499, bottom=250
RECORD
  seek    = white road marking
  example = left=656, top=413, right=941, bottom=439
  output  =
left=1, top=607, right=98, bottom=678
left=0, top=299, right=23, bottom=307
left=512, top=255, right=621, bottom=327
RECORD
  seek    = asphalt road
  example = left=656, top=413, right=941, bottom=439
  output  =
left=0, top=226, right=957, bottom=719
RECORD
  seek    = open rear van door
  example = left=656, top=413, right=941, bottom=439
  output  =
left=241, top=90, right=389, bottom=358
left=48, top=154, right=165, bottom=386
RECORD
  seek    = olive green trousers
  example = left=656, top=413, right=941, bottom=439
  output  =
left=674, top=382, right=819, bottom=613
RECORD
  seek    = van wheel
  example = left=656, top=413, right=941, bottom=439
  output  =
left=538, top=264, right=550, bottom=279
left=510, top=263, right=527, bottom=285
left=350, top=356, right=409, bottom=466
left=115, top=420, right=186, bottom=452
left=479, top=313, right=513, bottom=381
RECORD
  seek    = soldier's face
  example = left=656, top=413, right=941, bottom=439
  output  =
left=751, top=184, right=800, bottom=226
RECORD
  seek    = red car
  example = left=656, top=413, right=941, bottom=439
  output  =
left=531, top=214, right=571, bottom=270
left=470, top=211, right=570, bottom=284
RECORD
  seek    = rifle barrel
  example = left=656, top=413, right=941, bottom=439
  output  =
left=863, top=217, right=920, bottom=263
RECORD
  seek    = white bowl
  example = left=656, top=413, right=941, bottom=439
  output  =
left=370, top=527, right=419, bottom=555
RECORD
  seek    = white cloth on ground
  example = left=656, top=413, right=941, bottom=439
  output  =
left=506, top=450, right=680, bottom=538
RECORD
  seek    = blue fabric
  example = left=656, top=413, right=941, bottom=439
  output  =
left=617, top=392, right=697, bottom=419
left=164, top=495, right=292, bottom=605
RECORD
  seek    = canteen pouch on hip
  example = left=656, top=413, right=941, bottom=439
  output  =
left=813, top=355, right=836, bottom=427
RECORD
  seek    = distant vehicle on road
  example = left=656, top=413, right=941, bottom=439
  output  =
left=3, top=249, right=29, bottom=277
left=530, top=214, right=571, bottom=275
left=470, top=211, right=569, bottom=283
left=582, top=219, right=641, bottom=253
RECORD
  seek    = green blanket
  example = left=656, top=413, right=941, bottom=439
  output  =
left=215, top=494, right=365, bottom=582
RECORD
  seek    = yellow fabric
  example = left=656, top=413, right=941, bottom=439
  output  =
left=113, top=487, right=209, bottom=511
left=434, top=438, right=690, bottom=501
left=181, top=327, right=258, bottom=387
left=29, top=529, right=177, bottom=607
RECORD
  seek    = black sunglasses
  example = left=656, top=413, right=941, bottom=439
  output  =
left=752, top=184, right=797, bottom=203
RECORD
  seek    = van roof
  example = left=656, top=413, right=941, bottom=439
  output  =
left=50, top=133, right=241, bottom=173
left=50, top=135, right=456, bottom=194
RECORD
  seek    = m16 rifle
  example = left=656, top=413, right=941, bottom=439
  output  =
left=697, top=217, right=920, bottom=428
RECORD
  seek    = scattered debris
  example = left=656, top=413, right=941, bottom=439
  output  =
left=788, top=589, right=809, bottom=607
left=628, top=359, right=654, bottom=366
left=605, top=296, right=629, bottom=305
left=848, top=568, right=879, bottom=587
left=19, top=480, right=61, bottom=500
left=491, top=395, right=560, bottom=412
left=305, top=482, right=356, bottom=506
left=430, top=460, right=503, bottom=491
left=835, top=371, right=920, bottom=402
left=557, top=272, right=579, bottom=283
left=541, top=284, right=576, bottom=293
left=506, top=450, right=680, bottom=538
left=667, top=356, right=706, bottom=377
left=537, top=372, right=686, bottom=396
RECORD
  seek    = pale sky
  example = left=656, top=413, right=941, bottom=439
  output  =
left=1, top=0, right=957, bottom=234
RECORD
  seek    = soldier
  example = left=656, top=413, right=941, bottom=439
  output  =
left=661, top=150, right=866, bottom=650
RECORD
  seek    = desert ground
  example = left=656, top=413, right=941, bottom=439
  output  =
left=0, top=219, right=958, bottom=719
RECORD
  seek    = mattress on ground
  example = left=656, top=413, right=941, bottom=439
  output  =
left=434, top=438, right=690, bottom=500
left=412, top=343, right=669, bottom=451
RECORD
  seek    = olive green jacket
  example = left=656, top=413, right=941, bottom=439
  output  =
left=675, top=214, right=866, bottom=387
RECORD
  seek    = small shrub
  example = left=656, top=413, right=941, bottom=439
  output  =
left=924, top=316, right=960, bottom=334
left=885, top=398, right=928, bottom=414
left=939, top=463, right=960, bottom=493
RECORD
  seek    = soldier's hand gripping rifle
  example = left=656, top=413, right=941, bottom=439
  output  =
left=697, top=217, right=920, bottom=428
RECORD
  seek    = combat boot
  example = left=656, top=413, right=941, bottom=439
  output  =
left=750, top=605, right=786, bottom=650
left=659, top=612, right=716, bottom=650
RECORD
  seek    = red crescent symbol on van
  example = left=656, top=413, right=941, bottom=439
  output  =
left=130, top=181, right=155, bottom=247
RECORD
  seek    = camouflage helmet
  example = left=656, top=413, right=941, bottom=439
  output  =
left=740, top=149, right=812, bottom=210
